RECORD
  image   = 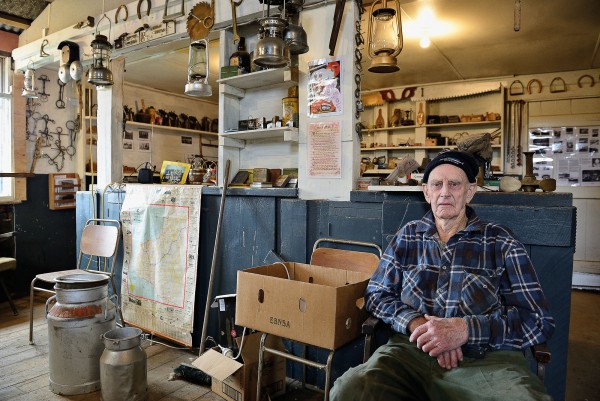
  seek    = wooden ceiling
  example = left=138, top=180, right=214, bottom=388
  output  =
left=4, top=0, right=600, bottom=99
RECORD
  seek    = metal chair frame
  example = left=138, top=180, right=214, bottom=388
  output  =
left=256, top=238, right=382, bottom=401
left=29, top=218, right=124, bottom=344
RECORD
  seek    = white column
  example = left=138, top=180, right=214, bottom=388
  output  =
left=96, top=56, right=124, bottom=188
left=298, top=2, right=359, bottom=201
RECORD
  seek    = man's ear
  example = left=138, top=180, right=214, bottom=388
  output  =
left=422, top=184, right=431, bottom=204
left=466, top=183, right=476, bottom=202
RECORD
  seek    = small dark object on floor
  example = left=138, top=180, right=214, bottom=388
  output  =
left=168, top=363, right=211, bottom=386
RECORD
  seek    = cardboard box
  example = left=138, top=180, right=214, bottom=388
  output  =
left=235, top=263, right=372, bottom=350
left=192, top=333, right=286, bottom=401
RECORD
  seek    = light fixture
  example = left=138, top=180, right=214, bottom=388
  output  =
left=184, top=39, right=212, bottom=97
left=367, top=0, right=403, bottom=73
left=419, top=35, right=430, bottom=48
left=22, top=61, right=38, bottom=98
left=88, top=15, right=114, bottom=87
left=254, top=17, right=290, bottom=68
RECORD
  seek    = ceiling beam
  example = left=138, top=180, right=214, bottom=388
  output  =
left=0, top=12, right=32, bottom=30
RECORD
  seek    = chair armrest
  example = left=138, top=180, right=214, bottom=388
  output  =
left=531, top=343, right=551, bottom=364
left=362, top=315, right=381, bottom=335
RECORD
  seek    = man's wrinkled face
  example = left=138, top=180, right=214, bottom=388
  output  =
left=422, top=164, right=476, bottom=221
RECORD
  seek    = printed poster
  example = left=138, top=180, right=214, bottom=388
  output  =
left=307, top=58, right=342, bottom=118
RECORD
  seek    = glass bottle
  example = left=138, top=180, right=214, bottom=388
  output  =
left=229, top=37, right=251, bottom=75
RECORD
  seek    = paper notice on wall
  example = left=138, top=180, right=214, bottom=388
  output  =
left=307, top=121, right=342, bottom=178
left=120, top=185, right=202, bottom=346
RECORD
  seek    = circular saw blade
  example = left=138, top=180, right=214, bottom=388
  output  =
left=187, top=2, right=212, bottom=40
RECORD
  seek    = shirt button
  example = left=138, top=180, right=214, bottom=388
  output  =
left=442, top=265, right=447, bottom=270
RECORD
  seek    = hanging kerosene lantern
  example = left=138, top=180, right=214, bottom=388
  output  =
left=88, top=15, right=114, bottom=87
left=367, top=0, right=404, bottom=73
left=22, top=61, right=38, bottom=98
left=254, top=17, right=290, bottom=68
left=184, top=39, right=212, bottom=97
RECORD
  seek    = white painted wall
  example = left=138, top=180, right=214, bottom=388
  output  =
left=524, top=69, right=600, bottom=275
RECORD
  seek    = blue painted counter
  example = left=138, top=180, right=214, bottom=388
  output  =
left=76, top=187, right=574, bottom=401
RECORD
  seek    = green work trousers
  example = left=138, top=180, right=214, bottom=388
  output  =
left=330, top=333, right=552, bottom=401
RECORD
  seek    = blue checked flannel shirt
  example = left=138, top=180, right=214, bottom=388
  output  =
left=365, top=206, right=555, bottom=350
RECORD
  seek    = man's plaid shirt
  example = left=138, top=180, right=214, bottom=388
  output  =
left=365, top=206, right=555, bottom=350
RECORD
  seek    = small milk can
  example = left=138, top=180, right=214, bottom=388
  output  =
left=46, top=273, right=116, bottom=395
left=100, top=327, right=148, bottom=401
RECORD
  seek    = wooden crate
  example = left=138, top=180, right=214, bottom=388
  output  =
left=48, top=173, right=80, bottom=210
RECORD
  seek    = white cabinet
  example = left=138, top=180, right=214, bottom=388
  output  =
left=217, top=67, right=299, bottom=185
left=360, top=89, right=505, bottom=174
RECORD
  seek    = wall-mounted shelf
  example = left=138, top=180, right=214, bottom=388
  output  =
left=361, top=144, right=502, bottom=152
left=217, top=67, right=298, bottom=90
left=126, top=121, right=218, bottom=138
left=221, top=127, right=299, bottom=142
left=48, top=173, right=80, bottom=210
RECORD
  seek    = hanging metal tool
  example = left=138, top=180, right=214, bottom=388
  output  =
left=199, top=159, right=231, bottom=356
left=73, top=16, right=95, bottom=29
left=37, top=74, right=50, bottom=102
left=186, top=2, right=213, bottom=40
left=329, top=0, right=346, bottom=56
left=40, top=39, right=49, bottom=57
left=115, top=5, right=129, bottom=23
left=230, top=0, right=242, bottom=45
left=56, top=79, right=66, bottom=109
left=137, top=0, right=151, bottom=19
left=163, top=0, right=185, bottom=22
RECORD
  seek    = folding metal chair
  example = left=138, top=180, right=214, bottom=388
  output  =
left=256, top=238, right=382, bottom=401
left=29, top=218, right=124, bottom=344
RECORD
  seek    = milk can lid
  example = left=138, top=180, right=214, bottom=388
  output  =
left=54, top=273, right=110, bottom=289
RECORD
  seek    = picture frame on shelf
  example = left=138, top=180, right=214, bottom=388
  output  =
left=160, top=161, right=191, bottom=184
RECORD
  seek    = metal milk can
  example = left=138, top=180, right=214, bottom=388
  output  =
left=46, top=273, right=116, bottom=395
left=100, top=327, right=148, bottom=401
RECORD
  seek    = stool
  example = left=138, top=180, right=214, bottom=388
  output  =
left=0, top=257, right=18, bottom=315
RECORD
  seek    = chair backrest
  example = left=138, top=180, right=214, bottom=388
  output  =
left=310, top=238, right=381, bottom=275
left=78, top=218, right=121, bottom=275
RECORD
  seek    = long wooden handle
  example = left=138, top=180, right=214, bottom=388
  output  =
left=329, top=0, right=346, bottom=56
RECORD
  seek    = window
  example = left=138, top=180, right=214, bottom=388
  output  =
left=0, top=54, right=14, bottom=201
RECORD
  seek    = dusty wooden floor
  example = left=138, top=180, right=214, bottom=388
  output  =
left=2, top=291, right=598, bottom=401
left=0, top=296, right=224, bottom=401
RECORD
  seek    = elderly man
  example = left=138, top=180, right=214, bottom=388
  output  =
left=330, top=151, right=554, bottom=401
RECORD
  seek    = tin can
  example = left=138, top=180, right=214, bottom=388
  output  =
left=282, top=96, right=299, bottom=127
left=47, top=273, right=116, bottom=395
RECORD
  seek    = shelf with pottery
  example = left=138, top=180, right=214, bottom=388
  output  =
left=360, top=87, right=505, bottom=173
left=361, top=144, right=502, bottom=152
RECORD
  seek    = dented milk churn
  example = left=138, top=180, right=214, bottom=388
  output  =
left=100, top=326, right=148, bottom=401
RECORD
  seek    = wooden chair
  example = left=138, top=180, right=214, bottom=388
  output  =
left=0, top=231, right=18, bottom=315
left=256, top=238, right=382, bottom=401
left=29, top=218, right=124, bottom=344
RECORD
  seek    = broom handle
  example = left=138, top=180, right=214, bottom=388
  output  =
left=199, top=159, right=231, bottom=355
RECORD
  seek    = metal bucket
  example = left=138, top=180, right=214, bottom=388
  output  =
left=47, top=273, right=116, bottom=395
left=100, top=327, right=147, bottom=401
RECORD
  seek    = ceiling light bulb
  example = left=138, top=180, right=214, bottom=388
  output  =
left=420, top=36, right=431, bottom=48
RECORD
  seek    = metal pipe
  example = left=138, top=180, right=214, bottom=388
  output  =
left=199, top=159, right=231, bottom=355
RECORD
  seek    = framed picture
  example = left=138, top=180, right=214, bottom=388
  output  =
left=160, top=161, right=191, bottom=184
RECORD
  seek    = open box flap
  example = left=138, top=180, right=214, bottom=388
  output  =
left=192, top=348, right=243, bottom=382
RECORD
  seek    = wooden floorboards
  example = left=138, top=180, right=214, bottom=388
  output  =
left=0, top=296, right=224, bottom=401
